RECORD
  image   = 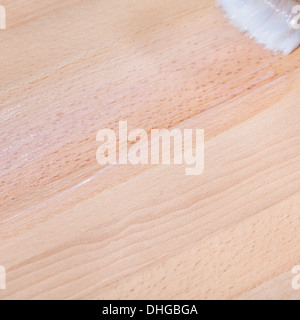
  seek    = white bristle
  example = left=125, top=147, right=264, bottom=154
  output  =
left=218, top=0, right=300, bottom=54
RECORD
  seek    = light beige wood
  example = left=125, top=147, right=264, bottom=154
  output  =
left=0, top=0, right=299, bottom=300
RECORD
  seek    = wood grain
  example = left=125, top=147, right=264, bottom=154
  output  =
left=0, top=0, right=299, bottom=300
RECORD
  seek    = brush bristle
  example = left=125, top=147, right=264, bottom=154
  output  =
left=218, top=0, right=300, bottom=54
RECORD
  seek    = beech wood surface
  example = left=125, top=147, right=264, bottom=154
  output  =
left=0, top=0, right=299, bottom=300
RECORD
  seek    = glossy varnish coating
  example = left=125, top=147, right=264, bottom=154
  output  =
left=0, top=0, right=299, bottom=299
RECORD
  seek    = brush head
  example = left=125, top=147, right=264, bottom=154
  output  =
left=218, top=0, right=300, bottom=54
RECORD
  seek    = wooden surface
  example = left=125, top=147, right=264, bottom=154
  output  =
left=0, top=0, right=299, bottom=300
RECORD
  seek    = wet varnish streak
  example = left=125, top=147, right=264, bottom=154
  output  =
left=0, top=0, right=299, bottom=300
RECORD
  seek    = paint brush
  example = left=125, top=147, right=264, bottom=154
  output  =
left=218, top=0, right=300, bottom=54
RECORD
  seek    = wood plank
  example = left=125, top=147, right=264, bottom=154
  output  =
left=0, top=0, right=299, bottom=300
